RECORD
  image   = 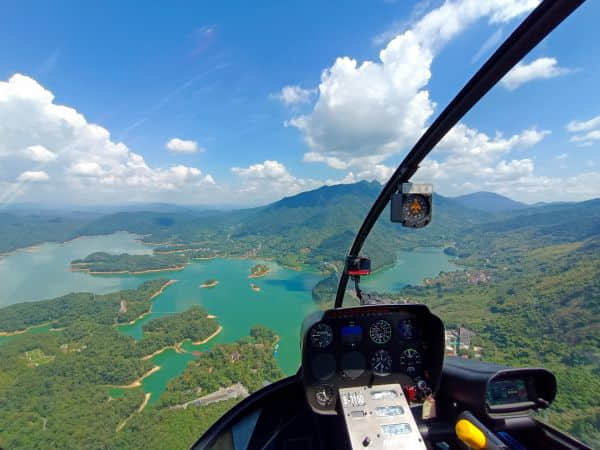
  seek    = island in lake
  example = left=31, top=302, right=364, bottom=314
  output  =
left=70, top=252, right=187, bottom=274
left=250, top=283, right=260, bottom=292
left=200, top=279, right=219, bottom=288
left=249, top=263, right=270, bottom=278
left=0, top=281, right=284, bottom=449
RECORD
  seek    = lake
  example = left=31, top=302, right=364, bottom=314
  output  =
left=0, top=233, right=459, bottom=403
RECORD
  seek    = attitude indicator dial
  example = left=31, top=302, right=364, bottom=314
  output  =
left=369, top=319, right=392, bottom=345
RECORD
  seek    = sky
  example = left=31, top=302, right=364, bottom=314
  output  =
left=0, top=0, right=599, bottom=207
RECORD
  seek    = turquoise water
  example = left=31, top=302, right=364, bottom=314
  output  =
left=0, top=233, right=459, bottom=403
left=362, top=247, right=459, bottom=292
left=0, top=232, right=151, bottom=306
left=117, top=258, right=322, bottom=403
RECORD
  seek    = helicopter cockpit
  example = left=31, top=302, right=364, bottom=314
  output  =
left=193, top=1, right=591, bottom=449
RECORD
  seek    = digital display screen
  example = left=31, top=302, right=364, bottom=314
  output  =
left=371, top=390, right=398, bottom=400
left=341, top=324, right=362, bottom=345
left=487, top=378, right=529, bottom=405
left=375, top=406, right=404, bottom=417
left=398, top=319, right=417, bottom=340
left=381, top=423, right=411, bottom=435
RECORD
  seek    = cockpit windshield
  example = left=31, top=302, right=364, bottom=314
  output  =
left=0, top=1, right=598, bottom=449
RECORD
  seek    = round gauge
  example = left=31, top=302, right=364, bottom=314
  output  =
left=341, top=351, right=366, bottom=379
left=315, top=385, right=335, bottom=407
left=310, top=323, right=333, bottom=348
left=399, top=348, right=422, bottom=375
left=370, top=349, right=393, bottom=376
left=402, top=194, right=429, bottom=222
left=398, top=319, right=417, bottom=340
left=369, top=319, right=392, bottom=344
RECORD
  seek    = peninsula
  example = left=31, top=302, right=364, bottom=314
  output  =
left=70, top=252, right=188, bottom=274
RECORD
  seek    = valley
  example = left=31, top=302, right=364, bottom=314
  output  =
left=0, top=183, right=598, bottom=448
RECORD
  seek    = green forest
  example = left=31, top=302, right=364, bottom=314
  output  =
left=0, top=279, right=169, bottom=330
left=0, top=183, right=598, bottom=447
left=250, top=263, right=269, bottom=276
left=0, top=281, right=267, bottom=449
left=71, top=252, right=188, bottom=274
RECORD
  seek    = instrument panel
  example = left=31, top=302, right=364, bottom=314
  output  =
left=301, top=304, right=444, bottom=414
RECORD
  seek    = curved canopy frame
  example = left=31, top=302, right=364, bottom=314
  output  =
left=335, top=0, right=585, bottom=308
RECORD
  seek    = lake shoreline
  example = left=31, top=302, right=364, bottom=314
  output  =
left=118, top=365, right=161, bottom=388
left=1, top=232, right=154, bottom=261
left=141, top=343, right=184, bottom=360
left=248, top=269, right=271, bottom=279
left=116, top=280, right=177, bottom=327
left=193, top=325, right=223, bottom=345
left=0, top=322, right=50, bottom=336
left=140, top=325, right=223, bottom=359
left=70, top=265, right=186, bottom=275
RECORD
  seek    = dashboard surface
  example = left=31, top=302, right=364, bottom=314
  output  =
left=301, top=305, right=444, bottom=414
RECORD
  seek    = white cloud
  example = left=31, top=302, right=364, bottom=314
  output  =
left=68, top=161, right=104, bottom=177
left=289, top=0, right=541, bottom=171
left=409, top=123, right=548, bottom=195
left=483, top=171, right=600, bottom=203
left=22, top=145, right=57, bottom=162
left=500, top=57, right=571, bottom=90
left=567, top=115, right=600, bottom=133
left=571, top=130, right=600, bottom=144
left=270, top=85, right=316, bottom=106
left=0, top=74, right=215, bottom=205
left=566, top=114, right=600, bottom=146
left=231, top=160, right=322, bottom=200
left=402, top=121, right=598, bottom=202
left=17, top=170, right=49, bottom=182
left=166, top=138, right=201, bottom=153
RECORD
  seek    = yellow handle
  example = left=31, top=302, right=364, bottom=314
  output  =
left=455, top=418, right=487, bottom=449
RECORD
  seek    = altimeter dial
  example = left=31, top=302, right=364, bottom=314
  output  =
left=370, top=349, right=393, bottom=376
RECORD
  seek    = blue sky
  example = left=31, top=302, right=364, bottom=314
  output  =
left=0, top=0, right=598, bottom=206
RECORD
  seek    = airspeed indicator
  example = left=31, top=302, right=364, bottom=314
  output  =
left=310, top=323, right=333, bottom=348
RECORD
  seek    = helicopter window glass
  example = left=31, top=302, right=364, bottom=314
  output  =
left=0, top=0, right=597, bottom=448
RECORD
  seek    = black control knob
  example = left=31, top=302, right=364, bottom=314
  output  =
left=362, top=436, right=371, bottom=447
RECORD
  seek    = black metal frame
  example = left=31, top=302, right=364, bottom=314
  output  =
left=191, top=375, right=301, bottom=449
left=334, top=0, right=585, bottom=308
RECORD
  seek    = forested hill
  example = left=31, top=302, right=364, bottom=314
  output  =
left=452, top=191, right=527, bottom=213
left=1, top=181, right=490, bottom=270
left=76, top=181, right=492, bottom=269
left=0, top=182, right=596, bottom=272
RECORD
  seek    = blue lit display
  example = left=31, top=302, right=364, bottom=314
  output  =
left=341, top=324, right=362, bottom=345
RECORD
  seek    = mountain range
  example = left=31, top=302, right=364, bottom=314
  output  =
left=1, top=183, right=598, bottom=265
